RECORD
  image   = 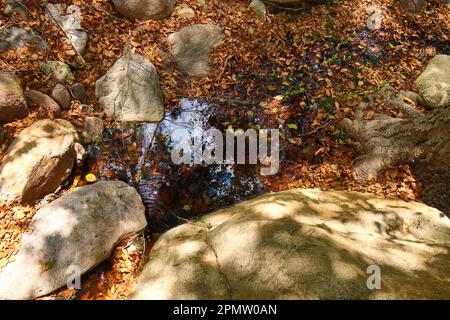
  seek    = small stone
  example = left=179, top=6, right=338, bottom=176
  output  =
left=366, top=5, right=383, bottom=31
left=52, top=84, right=71, bottom=110
left=175, top=4, right=195, bottom=19
left=167, top=24, right=224, bottom=78
left=72, top=83, right=87, bottom=103
left=74, top=142, right=86, bottom=165
left=198, top=0, right=208, bottom=11
left=79, top=104, right=94, bottom=112
left=112, top=0, right=176, bottom=20
left=40, top=61, right=75, bottom=83
left=83, top=117, right=104, bottom=143
left=250, top=0, right=267, bottom=21
left=24, top=90, right=61, bottom=115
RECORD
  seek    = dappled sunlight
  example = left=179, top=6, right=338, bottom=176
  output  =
left=134, top=188, right=450, bottom=299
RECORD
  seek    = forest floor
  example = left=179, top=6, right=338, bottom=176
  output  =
left=0, top=0, right=449, bottom=299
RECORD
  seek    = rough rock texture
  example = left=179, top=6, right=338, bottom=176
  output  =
left=366, top=5, right=382, bottom=31
left=4, top=0, right=27, bottom=18
left=344, top=82, right=450, bottom=214
left=0, top=26, right=46, bottom=51
left=24, top=90, right=61, bottom=115
left=174, top=4, right=195, bottom=19
left=167, top=24, right=224, bottom=78
left=0, top=119, right=76, bottom=203
left=0, top=126, right=5, bottom=148
left=83, top=117, right=104, bottom=143
left=0, top=181, right=147, bottom=300
left=52, top=84, right=71, bottom=110
left=250, top=0, right=267, bottom=20
left=40, top=61, right=75, bottom=83
left=0, top=72, right=29, bottom=123
left=72, top=83, right=87, bottom=103
left=46, top=4, right=88, bottom=54
left=132, top=189, right=450, bottom=300
left=112, top=0, right=175, bottom=20
left=95, top=54, right=164, bottom=122
left=414, top=54, right=450, bottom=108
left=400, top=0, right=426, bottom=14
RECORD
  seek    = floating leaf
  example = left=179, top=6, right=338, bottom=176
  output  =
left=85, top=173, right=97, bottom=183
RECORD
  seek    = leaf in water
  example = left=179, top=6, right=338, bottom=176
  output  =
left=85, top=173, right=97, bottom=183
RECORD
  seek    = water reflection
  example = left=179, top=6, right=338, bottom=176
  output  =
left=89, top=99, right=265, bottom=233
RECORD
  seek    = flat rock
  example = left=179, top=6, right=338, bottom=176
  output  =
left=0, top=72, right=29, bottom=123
left=132, top=189, right=450, bottom=299
left=95, top=54, right=164, bottom=122
left=167, top=24, right=224, bottom=78
left=414, top=54, right=450, bottom=108
left=112, top=0, right=175, bottom=20
left=0, top=181, right=147, bottom=299
left=0, top=119, right=76, bottom=203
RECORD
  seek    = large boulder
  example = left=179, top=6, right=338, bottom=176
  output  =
left=95, top=54, right=164, bottom=122
left=167, top=24, right=224, bottom=78
left=414, top=54, right=450, bottom=108
left=0, top=181, right=147, bottom=299
left=112, top=0, right=175, bottom=20
left=132, top=189, right=450, bottom=299
left=0, top=119, right=76, bottom=203
left=0, top=72, right=29, bottom=123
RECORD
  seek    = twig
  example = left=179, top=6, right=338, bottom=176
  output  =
left=46, top=5, right=86, bottom=64
left=302, top=120, right=332, bottom=137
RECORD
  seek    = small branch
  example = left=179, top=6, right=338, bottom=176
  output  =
left=46, top=5, right=86, bottom=64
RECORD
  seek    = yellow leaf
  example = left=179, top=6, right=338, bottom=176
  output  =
left=85, top=173, right=97, bottom=183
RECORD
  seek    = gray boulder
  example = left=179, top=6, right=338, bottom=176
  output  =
left=0, top=72, right=29, bottom=123
left=132, top=189, right=450, bottom=299
left=112, top=0, right=175, bottom=20
left=414, top=54, right=450, bottom=108
left=95, top=54, right=164, bottom=122
left=0, top=119, right=76, bottom=203
left=167, top=24, right=224, bottom=78
left=0, top=181, right=147, bottom=300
